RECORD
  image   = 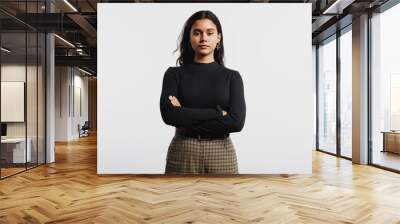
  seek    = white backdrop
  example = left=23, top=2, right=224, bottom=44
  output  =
left=98, top=3, right=313, bottom=174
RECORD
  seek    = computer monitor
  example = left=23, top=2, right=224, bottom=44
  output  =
left=1, top=123, right=7, bottom=137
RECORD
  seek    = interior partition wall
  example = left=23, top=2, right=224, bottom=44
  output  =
left=316, top=25, right=353, bottom=160
left=0, top=1, right=46, bottom=179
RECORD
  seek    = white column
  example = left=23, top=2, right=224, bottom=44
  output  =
left=352, top=14, right=369, bottom=164
left=46, top=33, right=55, bottom=163
left=45, top=0, right=55, bottom=163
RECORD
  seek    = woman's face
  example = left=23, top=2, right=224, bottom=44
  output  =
left=190, top=18, right=221, bottom=57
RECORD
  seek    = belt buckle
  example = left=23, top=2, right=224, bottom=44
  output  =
left=197, top=135, right=201, bottom=140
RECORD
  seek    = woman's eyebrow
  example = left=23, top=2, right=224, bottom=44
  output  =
left=192, top=28, right=216, bottom=32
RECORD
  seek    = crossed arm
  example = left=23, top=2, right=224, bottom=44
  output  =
left=168, top=95, right=227, bottom=116
left=159, top=67, right=246, bottom=135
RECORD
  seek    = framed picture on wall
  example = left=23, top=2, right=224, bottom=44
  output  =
left=1, top=81, right=25, bottom=122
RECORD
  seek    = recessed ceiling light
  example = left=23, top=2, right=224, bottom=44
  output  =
left=1, top=47, right=11, bottom=53
left=63, top=0, right=78, bottom=12
left=78, top=67, right=93, bottom=76
left=54, top=34, right=75, bottom=48
left=322, top=0, right=355, bottom=15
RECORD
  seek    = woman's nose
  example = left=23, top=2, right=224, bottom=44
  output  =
left=200, top=33, right=208, bottom=41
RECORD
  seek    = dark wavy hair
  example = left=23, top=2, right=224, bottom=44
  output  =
left=174, top=10, right=225, bottom=66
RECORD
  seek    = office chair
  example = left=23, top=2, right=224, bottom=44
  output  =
left=79, top=121, right=90, bottom=138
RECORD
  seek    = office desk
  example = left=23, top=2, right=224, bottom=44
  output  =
left=1, top=138, right=32, bottom=163
left=381, top=131, right=400, bottom=154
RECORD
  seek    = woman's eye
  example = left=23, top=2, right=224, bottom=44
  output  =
left=208, top=33, right=214, bottom=35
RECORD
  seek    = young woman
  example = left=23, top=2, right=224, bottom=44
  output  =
left=160, top=10, right=246, bottom=175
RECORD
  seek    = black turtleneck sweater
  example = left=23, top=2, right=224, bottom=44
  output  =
left=159, top=61, right=246, bottom=136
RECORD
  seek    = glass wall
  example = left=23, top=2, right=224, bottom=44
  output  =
left=0, top=31, right=28, bottom=177
left=317, top=36, right=337, bottom=154
left=371, top=3, right=400, bottom=171
left=339, top=28, right=352, bottom=158
left=0, top=1, right=46, bottom=179
left=317, top=24, right=354, bottom=159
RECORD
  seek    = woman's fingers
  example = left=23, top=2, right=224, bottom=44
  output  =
left=169, top=95, right=181, bottom=107
left=169, top=96, right=176, bottom=105
left=174, top=101, right=181, bottom=107
left=168, top=96, right=175, bottom=106
left=172, top=96, right=181, bottom=107
left=171, top=99, right=178, bottom=107
left=174, top=98, right=181, bottom=107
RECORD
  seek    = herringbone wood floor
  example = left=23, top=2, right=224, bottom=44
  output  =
left=1, top=134, right=400, bottom=224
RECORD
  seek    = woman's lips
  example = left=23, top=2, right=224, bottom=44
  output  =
left=199, top=45, right=209, bottom=48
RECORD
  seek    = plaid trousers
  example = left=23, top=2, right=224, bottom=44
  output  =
left=165, top=135, right=239, bottom=175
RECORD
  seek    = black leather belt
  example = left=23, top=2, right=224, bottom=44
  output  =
left=175, top=128, right=229, bottom=140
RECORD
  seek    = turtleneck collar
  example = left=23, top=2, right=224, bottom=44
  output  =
left=186, top=60, right=219, bottom=69
left=191, top=60, right=217, bottom=65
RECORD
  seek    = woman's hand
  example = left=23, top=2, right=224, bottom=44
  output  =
left=222, top=110, right=228, bottom=116
left=169, top=96, right=182, bottom=107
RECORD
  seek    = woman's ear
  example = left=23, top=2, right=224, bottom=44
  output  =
left=218, top=33, right=221, bottom=42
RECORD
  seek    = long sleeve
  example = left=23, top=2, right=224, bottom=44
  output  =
left=185, top=71, right=246, bottom=135
left=160, top=67, right=222, bottom=128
